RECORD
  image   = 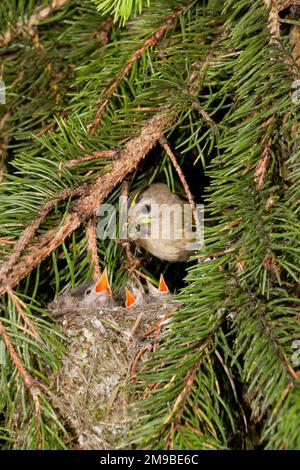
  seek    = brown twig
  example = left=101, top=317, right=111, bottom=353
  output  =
left=159, top=136, right=200, bottom=229
left=162, top=359, right=200, bottom=429
left=6, top=287, right=41, bottom=342
left=0, top=318, right=43, bottom=410
left=0, top=0, right=70, bottom=47
left=263, top=0, right=298, bottom=40
left=130, top=346, right=150, bottom=383
left=90, top=2, right=192, bottom=132
left=0, top=184, right=91, bottom=282
left=35, top=122, right=57, bottom=137
left=191, top=98, right=219, bottom=135
left=0, top=110, right=174, bottom=296
left=143, top=317, right=167, bottom=337
left=131, top=313, right=143, bottom=334
left=63, top=150, right=119, bottom=168
left=86, top=217, right=101, bottom=281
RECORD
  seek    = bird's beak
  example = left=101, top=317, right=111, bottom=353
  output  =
left=125, top=287, right=136, bottom=308
left=95, top=268, right=112, bottom=295
left=159, top=274, right=169, bottom=293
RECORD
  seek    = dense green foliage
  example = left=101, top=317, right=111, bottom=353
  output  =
left=0, top=0, right=299, bottom=449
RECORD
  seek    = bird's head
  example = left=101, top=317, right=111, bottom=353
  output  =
left=127, top=187, right=153, bottom=241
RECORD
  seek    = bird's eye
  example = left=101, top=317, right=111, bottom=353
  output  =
left=144, top=204, right=151, bottom=213
left=136, top=224, right=141, bottom=232
left=85, top=289, right=92, bottom=295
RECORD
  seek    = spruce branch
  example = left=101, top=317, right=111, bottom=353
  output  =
left=0, top=0, right=70, bottom=47
left=6, top=288, right=41, bottom=342
left=0, top=109, right=174, bottom=296
left=90, top=1, right=194, bottom=132
left=0, top=319, right=44, bottom=403
left=0, top=185, right=92, bottom=282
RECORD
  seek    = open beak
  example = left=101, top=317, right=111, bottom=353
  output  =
left=95, top=268, right=112, bottom=295
left=159, top=274, right=169, bottom=293
left=125, top=287, right=136, bottom=308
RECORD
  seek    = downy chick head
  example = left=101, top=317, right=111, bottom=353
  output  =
left=127, top=183, right=197, bottom=262
left=125, top=273, right=170, bottom=308
left=83, top=268, right=114, bottom=309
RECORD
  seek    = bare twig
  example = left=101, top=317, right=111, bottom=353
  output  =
left=159, top=136, right=200, bottom=229
left=263, top=0, right=298, bottom=40
left=86, top=217, right=101, bottom=281
left=0, top=185, right=91, bottom=281
left=63, top=150, right=119, bottom=168
left=130, top=346, right=151, bottom=383
left=90, top=2, right=192, bottom=132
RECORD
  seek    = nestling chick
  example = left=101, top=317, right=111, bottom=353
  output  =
left=125, top=274, right=170, bottom=308
left=49, top=268, right=114, bottom=316
left=127, top=183, right=197, bottom=262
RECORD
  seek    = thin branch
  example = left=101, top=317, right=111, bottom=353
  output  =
left=0, top=320, right=40, bottom=392
left=86, top=217, right=101, bottom=281
left=0, top=0, right=70, bottom=47
left=0, top=185, right=91, bottom=281
left=254, top=138, right=272, bottom=189
left=90, top=1, right=193, bottom=132
left=130, top=346, right=151, bottom=383
left=6, top=288, right=41, bottom=342
left=263, top=0, right=298, bottom=40
left=0, top=110, right=175, bottom=296
left=159, top=136, right=200, bottom=229
left=162, top=359, right=201, bottom=429
left=63, top=150, right=119, bottom=168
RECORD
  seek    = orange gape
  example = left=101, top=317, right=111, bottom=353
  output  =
left=95, top=268, right=112, bottom=295
left=158, top=274, right=169, bottom=293
left=125, top=287, right=136, bottom=308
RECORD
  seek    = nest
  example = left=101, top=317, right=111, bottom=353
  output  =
left=48, top=298, right=178, bottom=449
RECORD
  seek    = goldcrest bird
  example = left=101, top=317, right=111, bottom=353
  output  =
left=127, top=183, right=197, bottom=262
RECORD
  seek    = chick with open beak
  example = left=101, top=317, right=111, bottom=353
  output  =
left=84, top=268, right=114, bottom=309
left=125, top=273, right=170, bottom=308
left=49, top=268, right=114, bottom=316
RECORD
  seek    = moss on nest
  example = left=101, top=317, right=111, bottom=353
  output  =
left=48, top=299, right=177, bottom=449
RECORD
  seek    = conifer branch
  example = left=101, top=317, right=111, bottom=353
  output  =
left=63, top=150, right=119, bottom=168
left=0, top=319, right=44, bottom=403
left=90, top=1, right=194, bottom=131
left=6, top=288, right=41, bottom=342
left=0, top=110, right=174, bottom=296
left=0, top=185, right=91, bottom=282
left=0, top=0, right=70, bottom=47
